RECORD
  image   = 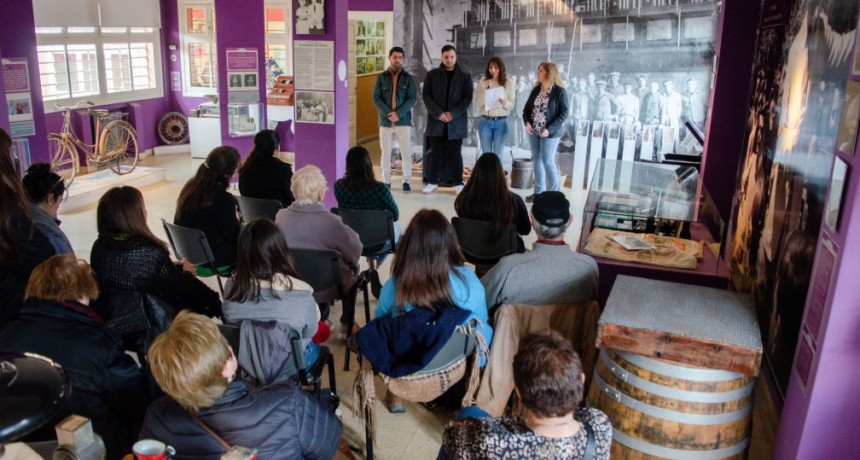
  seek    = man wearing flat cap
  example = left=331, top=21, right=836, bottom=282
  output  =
left=594, top=80, right=618, bottom=121
left=608, top=71, right=624, bottom=97
left=481, top=191, right=598, bottom=311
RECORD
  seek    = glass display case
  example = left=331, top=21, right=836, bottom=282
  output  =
left=188, top=95, right=221, bottom=158
left=579, top=159, right=725, bottom=275
left=228, top=102, right=260, bottom=137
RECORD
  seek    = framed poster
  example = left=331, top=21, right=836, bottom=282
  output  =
left=295, top=91, right=334, bottom=124
left=357, top=20, right=386, bottom=76
left=296, top=0, right=325, bottom=35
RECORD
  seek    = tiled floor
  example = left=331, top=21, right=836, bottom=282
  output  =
left=58, top=147, right=775, bottom=459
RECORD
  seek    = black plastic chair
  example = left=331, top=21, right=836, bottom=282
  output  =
left=162, top=219, right=232, bottom=295
left=290, top=249, right=359, bottom=371
left=237, top=196, right=282, bottom=222
left=331, top=208, right=396, bottom=319
left=217, top=323, right=337, bottom=398
left=451, top=217, right=518, bottom=274
left=357, top=320, right=477, bottom=460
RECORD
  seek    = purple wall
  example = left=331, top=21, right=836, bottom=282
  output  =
left=292, top=0, right=350, bottom=209
left=699, top=0, right=760, bottom=231
left=161, top=0, right=208, bottom=117
left=213, top=0, right=266, bottom=156
left=774, top=137, right=860, bottom=455
left=0, top=45, right=9, bottom=133
left=0, top=1, right=49, bottom=162
left=349, top=0, right=393, bottom=11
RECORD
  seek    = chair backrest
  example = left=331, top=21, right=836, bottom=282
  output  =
left=331, top=208, right=396, bottom=257
left=282, top=327, right=307, bottom=380
left=237, top=196, right=282, bottom=222
left=290, top=248, right=344, bottom=299
left=161, top=219, right=216, bottom=267
left=217, top=323, right=241, bottom=356
left=451, top=217, right=518, bottom=263
left=417, top=324, right=477, bottom=375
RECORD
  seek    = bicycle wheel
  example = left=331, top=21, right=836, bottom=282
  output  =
left=100, top=120, right=139, bottom=175
left=47, top=134, right=79, bottom=184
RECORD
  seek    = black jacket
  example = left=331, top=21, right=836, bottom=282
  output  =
left=0, top=206, right=56, bottom=330
left=422, top=64, right=473, bottom=139
left=522, top=84, right=570, bottom=138
left=239, top=156, right=295, bottom=207
left=140, top=381, right=343, bottom=460
left=90, top=234, right=222, bottom=318
left=0, top=299, right=152, bottom=458
left=175, top=189, right=241, bottom=269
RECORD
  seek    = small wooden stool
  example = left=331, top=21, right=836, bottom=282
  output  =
left=588, top=275, right=763, bottom=460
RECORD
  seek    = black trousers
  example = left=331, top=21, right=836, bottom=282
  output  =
left=427, top=136, right=464, bottom=186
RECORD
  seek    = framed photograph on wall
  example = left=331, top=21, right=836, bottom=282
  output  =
left=296, top=0, right=325, bottom=35
left=295, top=91, right=334, bottom=124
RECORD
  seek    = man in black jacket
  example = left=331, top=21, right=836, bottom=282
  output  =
left=422, top=45, right=473, bottom=194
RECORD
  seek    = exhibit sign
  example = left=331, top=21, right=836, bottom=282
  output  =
left=294, top=40, right=334, bottom=91
left=226, top=48, right=260, bottom=103
left=2, top=57, right=35, bottom=138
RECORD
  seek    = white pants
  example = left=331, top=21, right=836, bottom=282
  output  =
left=379, top=125, right=412, bottom=184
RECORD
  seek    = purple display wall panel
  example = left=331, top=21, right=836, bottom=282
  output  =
left=0, top=45, right=9, bottom=133
left=293, top=0, right=350, bottom=209
left=349, top=0, right=393, bottom=11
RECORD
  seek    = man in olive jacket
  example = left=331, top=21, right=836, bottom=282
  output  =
left=422, top=44, right=473, bottom=193
left=372, top=46, right=417, bottom=192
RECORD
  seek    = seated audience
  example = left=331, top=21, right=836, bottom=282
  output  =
left=22, top=162, right=74, bottom=255
left=140, top=311, right=343, bottom=459
left=334, top=145, right=401, bottom=295
left=481, top=191, right=598, bottom=310
left=175, top=146, right=241, bottom=269
left=275, top=165, right=362, bottom=329
left=0, top=255, right=151, bottom=458
left=90, top=186, right=221, bottom=317
left=374, top=210, right=493, bottom=412
left=222, top=219, right=324, bottom=382
left=239, top=129, right=295, bottom=207
left=455, top=153, right=530, bottom=253
left=441, top=331, right=612, bottom=459
left=0, top=128, right=56, bottom=330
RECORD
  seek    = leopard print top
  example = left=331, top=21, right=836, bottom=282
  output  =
left=441, top=407, right=612, bottom=459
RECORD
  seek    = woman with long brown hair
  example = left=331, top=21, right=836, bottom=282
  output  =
left=175, top=146, right=241, bottom=269
left=90, top=186, right=221, bottom=316
left=475, top=57, right=516, bottom=162
left=238, top=129, right=295, bottom=206
left=374, top=209, right=493, bottom=351
left=455, top=153, right=530, bottom=252
left=0, top=128, right=56, bottom=329
left=222, top=219, right=324, bottom=376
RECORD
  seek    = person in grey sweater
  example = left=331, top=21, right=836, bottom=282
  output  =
left=223, top=220, right=321, bottom=383
left=481, top=191, right=598, bottom=311
left=275, top=165, right=362, bottom=330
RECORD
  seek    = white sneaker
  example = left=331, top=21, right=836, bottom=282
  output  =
left=422, top=183, right=438, bottom=194
left=455, top=185, right=464, bottom=194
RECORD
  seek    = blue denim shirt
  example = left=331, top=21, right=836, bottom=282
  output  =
left=372, top=68, right=417, bottom=127
left=29, top=204, right=73, bottom=255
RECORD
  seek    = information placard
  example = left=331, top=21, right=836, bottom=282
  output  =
left=294, top=41, right=334, bottom=91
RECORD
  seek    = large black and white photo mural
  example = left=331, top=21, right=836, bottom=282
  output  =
left=393, top=0, right=720, bottom=188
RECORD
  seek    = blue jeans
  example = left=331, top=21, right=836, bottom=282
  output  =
left=528, top=133, right=561, bottom=193
left=478, top=116, right=510, bottom=160
left=437, top=406, right=492, bottom=459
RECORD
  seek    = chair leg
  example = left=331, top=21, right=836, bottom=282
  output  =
left=326, top=352, right=337, bottom=396
left=215, top=274, right=225, bottom=296
left=365, top=405, right=374, bottom=460
left=362, top=278, right=371, bottom=324
left=343, top=282, right=361, bottom=372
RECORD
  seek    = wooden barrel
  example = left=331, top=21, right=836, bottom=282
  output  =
left=588, top=349, right=754, bottom=459
left=510, top=159, right=533, bottom=189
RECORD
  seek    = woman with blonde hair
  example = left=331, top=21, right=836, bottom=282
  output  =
left=275, top=165, right=362, bottom=330
left=522, top=62, right=569, bottom=201
left=140, top=311, right=344, bottom=459
left=0, top=255, right=151, bottom=458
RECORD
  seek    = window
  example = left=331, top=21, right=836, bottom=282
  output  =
left=180, top=1, right=217, bottom=96
left=264, top=1, right=292, bottom=89
left=36, top=27, right=162, bottom=107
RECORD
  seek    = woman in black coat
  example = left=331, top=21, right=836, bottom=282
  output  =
left=522, top=62, right=569, bottom=201
left=238, top=129, right=295, bottom=207
left=90, top=186, right=221, bottom=317
left=175, top=146, right=242, bottom=269
left=0, top=255, right=152, bottom=458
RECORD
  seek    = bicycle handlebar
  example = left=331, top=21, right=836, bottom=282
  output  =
left=54, top=100, right=95, bottom=111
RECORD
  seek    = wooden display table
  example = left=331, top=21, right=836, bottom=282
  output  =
left=588, top=275, right=763, bottom=460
